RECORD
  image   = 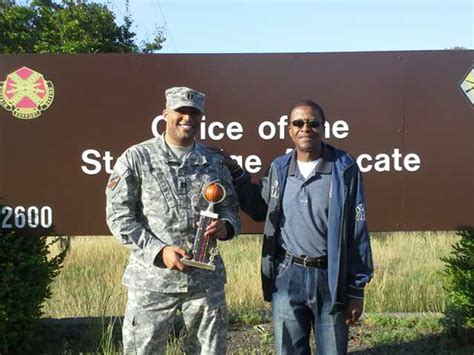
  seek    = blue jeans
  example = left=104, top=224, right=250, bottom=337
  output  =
left=272, top=255, right=349, bottom=355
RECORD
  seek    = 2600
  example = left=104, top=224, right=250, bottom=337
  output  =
left=1, top=206, right=53, bottom=229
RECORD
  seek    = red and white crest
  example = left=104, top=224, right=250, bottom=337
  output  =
left=0, top=66, right=54, bottom=119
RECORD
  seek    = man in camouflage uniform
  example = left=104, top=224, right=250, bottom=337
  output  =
left=106, top=87, right=240, bottom=354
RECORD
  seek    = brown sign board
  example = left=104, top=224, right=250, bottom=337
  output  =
left=0, top=51, right=473, bottom=235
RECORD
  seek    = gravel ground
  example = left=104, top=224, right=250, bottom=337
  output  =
left=35, top=315, right=473, bottom=354
left=227, top=321, right=370, bottom=354
left=36, top=318, right=367, bottom=353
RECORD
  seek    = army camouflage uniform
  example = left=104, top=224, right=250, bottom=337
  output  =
left=106, top=133, right=240, bottom=354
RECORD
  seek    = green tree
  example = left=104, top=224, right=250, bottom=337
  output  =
left=0, top=0, right=165, bottom=53
left=0, top=204, right=68, bottom=352
left=446, top=46, right=469, bottom=50
left=441, top=227, right=474, bottom=342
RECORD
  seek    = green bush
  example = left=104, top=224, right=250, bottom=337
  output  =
left=0, top=205, right=67, bottom=353
left=441, top=227, right=474, bottom=341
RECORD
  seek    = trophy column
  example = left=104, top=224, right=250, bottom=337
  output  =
left=182, top=182, right=226, bottom=271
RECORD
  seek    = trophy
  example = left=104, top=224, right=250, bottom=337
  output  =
left=182, top=181, right=227, bottom=271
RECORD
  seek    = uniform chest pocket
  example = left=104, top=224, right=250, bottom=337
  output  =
left=141, top=167, right=177, bottom=211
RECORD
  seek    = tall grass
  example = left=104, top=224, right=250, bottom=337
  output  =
left=42, top=232, right=458, bottom=319
left=365, top=231, right=457, bottom=313
left=220, top=235, right=270, bottom=319
left=42, top=236, right=129, bottom=318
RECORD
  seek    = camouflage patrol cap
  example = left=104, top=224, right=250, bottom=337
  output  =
left=165, top=87, right=206, bottom=113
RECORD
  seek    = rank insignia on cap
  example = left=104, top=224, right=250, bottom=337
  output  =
left=165, top=86, right=206, bottom=113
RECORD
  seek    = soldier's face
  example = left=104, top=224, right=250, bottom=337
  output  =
left=163, top=106, right=202, bottom=146
left=288, top=105, right=324, bottom=154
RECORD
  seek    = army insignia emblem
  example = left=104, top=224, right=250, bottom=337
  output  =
left=459, top=66, right=474, bottom=106
left=0, top=66, right=54, bottom=119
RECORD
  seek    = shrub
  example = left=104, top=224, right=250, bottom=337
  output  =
left=0, top=204, right=67, bottom=353
left=441, top=227, right=474, bottom=341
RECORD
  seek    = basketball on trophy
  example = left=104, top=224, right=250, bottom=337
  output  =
left=204, top=182, right=225, bottom=203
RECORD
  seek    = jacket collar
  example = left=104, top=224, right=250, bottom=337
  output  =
left=287, top=143, right=334, bottom=176
left=275, top=142, right=355, bottom=175
left=189, top=141, right=210, bottom=166
left=157, top=133, right=209, bottom=166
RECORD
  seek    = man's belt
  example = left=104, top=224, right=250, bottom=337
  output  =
left=278, top=249, right=328, bottom=269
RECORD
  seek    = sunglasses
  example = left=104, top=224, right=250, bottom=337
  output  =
left=291, top=119, right=323, bottom=129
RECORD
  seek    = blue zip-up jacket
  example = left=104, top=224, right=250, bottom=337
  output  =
left=232, top=143, right=373, bottom=312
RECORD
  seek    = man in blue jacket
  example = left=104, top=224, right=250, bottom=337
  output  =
left=224, top=100, right=373, bottom=354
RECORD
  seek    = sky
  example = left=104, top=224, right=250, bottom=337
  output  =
left=97, top=0, right=473, bottom=54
